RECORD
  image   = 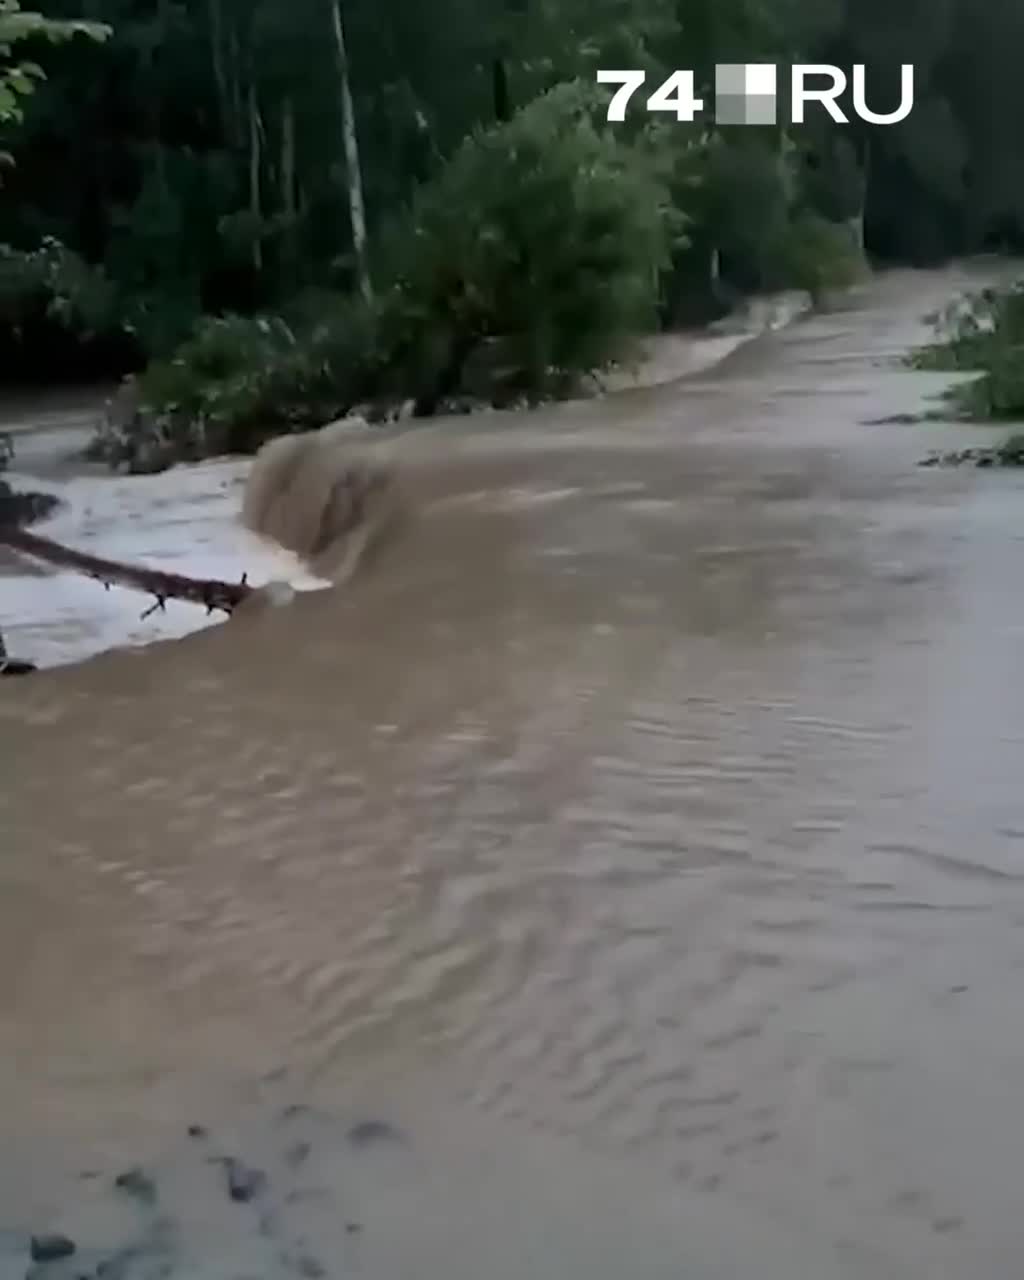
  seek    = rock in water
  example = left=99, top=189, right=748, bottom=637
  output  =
left=347, top=1119, right=405, bottom=1148
left=114, top=1167, right=157, bottom=1204
left=0, top=479, right=60, bottom=529
left=30, top=1234, right=76, bottom=1263
left=1, top=624, right=36, bottom=675
left=219, top=1157, right=267, bottom=1203
left=0, top=659, right=37, bottom=676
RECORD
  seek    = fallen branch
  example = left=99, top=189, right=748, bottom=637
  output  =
left=0, top=526, right=254, bottom=617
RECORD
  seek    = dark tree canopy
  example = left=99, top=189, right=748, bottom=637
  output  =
left=0, top=0, right=1018, bottom=429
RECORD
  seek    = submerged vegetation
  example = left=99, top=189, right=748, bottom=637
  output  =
left=4, top=0, right=1024, bottom=465
left=904, top=275, right=1024, bottom=466
left=919, top=434, right=1024, bottom=468
left=909, top=282, right=1024, bottom=424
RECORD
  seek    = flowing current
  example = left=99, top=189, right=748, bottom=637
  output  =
left=3, top=265, right=1024, bottom=1278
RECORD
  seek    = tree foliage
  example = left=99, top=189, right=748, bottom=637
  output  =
left=910, top=283, right=1024, bottom=421
left=1, top=0, right=1021, bottom=452
left=0, top=0, right=108, bottom=122
left=0, top=0, right=108, bottom=177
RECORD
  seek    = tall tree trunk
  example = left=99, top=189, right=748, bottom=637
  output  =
left=492, top=56, right=510, bottom=121
left=248, top=81, right=262, bottom=273
left=280, top=95, right=297, bottom=283
left=327, top=0, right=371, bottom=301
left=207, top=0, right=231, bottom=143
left=851, top=134, right=871, bottom=253
left=229, top=25, right=244, bottom=156
left=153, top=0, right=171, bottom=201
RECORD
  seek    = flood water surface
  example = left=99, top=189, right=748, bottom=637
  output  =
left=4, top=266, right=1024, bottom=1278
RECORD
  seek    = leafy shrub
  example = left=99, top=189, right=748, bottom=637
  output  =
left=0, top=236, right=137, bottom=377
left=697, top=137, right=793, bottom=294
left=99, top=79, right=686, bottom=465
left=113, top=294, right=389, bottom=463
left=0, top=236, right=119, bottom=334
left=774, top=211, right=867, bottom=300
left=908, top=280, right=1024, bottom=420
left=379, top=78, right=683, bottom=403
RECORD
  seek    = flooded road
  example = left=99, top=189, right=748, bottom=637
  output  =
left=4, top=265, right=1024, bottom=1277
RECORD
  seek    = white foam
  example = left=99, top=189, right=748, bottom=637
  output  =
left=1, top=457, right=328, bottom=669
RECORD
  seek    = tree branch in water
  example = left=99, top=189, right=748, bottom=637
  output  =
left=0, top=526, right=254, bottom=617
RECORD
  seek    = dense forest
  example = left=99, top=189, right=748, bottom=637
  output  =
left=2, top=0, right=1023, bottom=463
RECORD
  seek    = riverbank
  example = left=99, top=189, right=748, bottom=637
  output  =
left=0, top=290, right=815, bottom=671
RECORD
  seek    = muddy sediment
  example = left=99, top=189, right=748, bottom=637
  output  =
left=3, top=1099, right=400, bottom=1280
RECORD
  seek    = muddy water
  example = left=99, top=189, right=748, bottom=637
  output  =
left=4, top=265, right=1024, bottom=1278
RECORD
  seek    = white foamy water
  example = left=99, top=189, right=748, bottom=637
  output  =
left=1, top=457, right=328, bottom=669
left=0, top=291, right=814, bottom=672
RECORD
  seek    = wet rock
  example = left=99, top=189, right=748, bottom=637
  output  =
left=0, top=479, right=60, bottom=529
left=919, top=438, right=1024, bottom=469
left=114, top=1168, right=157, bottom=1205
left=30, top=1235, right=76, bottom=1263
left=284, top=1141, right=311, bottom=1169
left=276, top=1103, right=338, bottom=1134
left=127, top=443, right=171, bottom=477
left=279, top=1104, right=315, bottom=1123
left=0, top=656, right=37, bottom=676
left=219, top=1157, right=268, bottom=1203
left=437, top=394, right=484, bottom=416
left=868, top=412, right=921, bottom=424
left=347, top=1119, right=405, bottom=1148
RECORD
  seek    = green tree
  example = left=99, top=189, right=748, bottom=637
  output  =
left=0, top=0, right=108, bottom=170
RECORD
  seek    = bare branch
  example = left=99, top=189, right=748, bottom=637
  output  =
left=0, top=526, right=255, bottom=616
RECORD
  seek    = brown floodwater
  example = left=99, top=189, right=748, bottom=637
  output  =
left=3, top=264, right=1024, bottom=1278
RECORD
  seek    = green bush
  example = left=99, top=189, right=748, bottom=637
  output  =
left=379, top=78, right=683, bottom=403
left=136, top=313, right=323, bottom=456
left=0, top=236, right=138, bottom=378
left=908, top=280, right=1024, bottom=420
left=775, top=211, right=867, bottom=301
left=0, top=236, right=119, bottom=335
left=101, top=79, right=685, bottom=465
